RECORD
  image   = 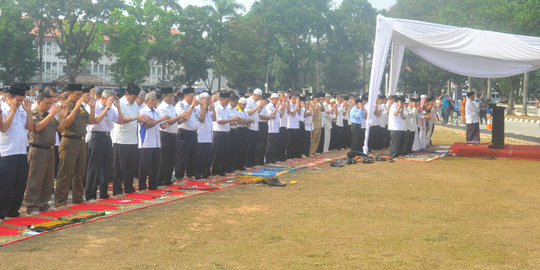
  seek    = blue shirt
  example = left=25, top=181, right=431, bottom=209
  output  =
left=349, top=106, right=364, bottom=125
left=441, top=95, right=451, bottom=110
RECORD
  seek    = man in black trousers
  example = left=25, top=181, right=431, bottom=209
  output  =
left=212, top=92, right=240, bottom=176
left=157, top=87, right=184, bottom=186
left=174, top=87, right=199, bottom=181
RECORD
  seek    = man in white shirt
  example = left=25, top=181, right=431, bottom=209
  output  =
left=138, top=93, right=170, bottom=190
left=244, top=89, right=265, bottom=167
left=287, top=93, right=302, bottom=159
left=302, top=97, right=314, bottom=157
left=406, top=98, right=419, bottom=154
left=157, top=87, right=183, bottom=186
left=322, top=94, right=334, bottom=153
left=388, top=96, right=407, bottom=161
left=111, top=84, right=149, bottom=196
left=277, top=91, right=290, bottom=161
left=0, top=84, right=33, bottom=220
left=256, top=93, right=270, bottom=165
left=212, top=92, right=240, bottom=176
left=261, top=93, right=283, bottom=164
left=195, top=92, right=216, bottom=180
left=232, top=97, right=252, bottom=171
left=85, top=89, right=124, bottom=202
left=465, top=92, right=480, bottom=144
left=174, top=87, right=199, bottom=182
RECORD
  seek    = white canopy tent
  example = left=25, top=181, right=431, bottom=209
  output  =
left=363, top=15, right=540, bottom=154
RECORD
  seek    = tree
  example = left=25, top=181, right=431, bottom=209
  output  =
left=45, top=0, right=123, bottom=83
left=208, top=0, right=245, bottom=91
left=0, top=0, right=38, bottom=84
left=105, top=1, right=150, bottom=85
left=215, top=16, right=266, bottom=91
left=19, top=0, right=53, bottom=89
left=175, top=5, right=213, bottom=87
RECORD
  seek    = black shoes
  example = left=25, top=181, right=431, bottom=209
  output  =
left=266, top=178, right=286, bottom=187
left=330, top=162, right=344, bottom=167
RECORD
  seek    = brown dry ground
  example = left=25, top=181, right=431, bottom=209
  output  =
left=1, top=127, right=540, bottom=269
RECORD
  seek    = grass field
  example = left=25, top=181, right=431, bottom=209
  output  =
left=1, top=127, right=539, bottom=269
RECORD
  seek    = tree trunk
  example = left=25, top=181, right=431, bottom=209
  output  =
left=522, top=72, right=529, bottom=116
left=468, top=76, right=472, bottom=91
left=38, top=21, right=44, bottom=89
left=161, top=60, right=166, bottom=85
left=507, top=77, right=515, bottom=115
left=316, top=37, right=320, bottom=94
left=487, top=78, right=491, bottom=102
left=362, top=51, right=367, bottom=91
left=217, top=74, right=222, bottom=91
left=427, top=82, right=431, bottom=96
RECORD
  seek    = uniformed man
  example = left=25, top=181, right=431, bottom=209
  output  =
left=25, top=91, right=68, bottom=215
left=85, top=89, right=124, bottom=202
left=194, top=92, right=216, bottom=180
left=174, top=87, right=199, bottom=182
left=261, top=93, right=284, bottom=164
left=232, top=97, right=252, bottom=171
left=388, top=96, right=407, bottom=161
left=55, top=84, right=95, bottom=209
left=111, top=84, right=149, bottom=197
left=286, top=93, right=302, bottom=159
left=138, top=93, right=170, bottom=190
left=0, top=84, right=33, bottom=220
left=212, top=92, right=240, bottom=176
left=303, top=97, right=313, bottom=157
left=310, top=96, right=323, bottom=155
left=255, top=93, right=270, bottom=165
left=245, top=89, right=265, bottom=167
left=322, top=94, right=334, bottom=153
left=157, top=87, right=183, bottom=186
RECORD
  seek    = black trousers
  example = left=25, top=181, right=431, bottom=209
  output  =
left=256, top=122, right=268, bottom=165
left=334, top=126, right=343, bottom=150
left=0, top=155, right=28, bottom=219
left=157, top=132, right=176, bottom=186
left=404, top=130, right=415, bottom=155
left=54, top=145, right=59, bottom=178
left=113, top=143, right=138, bottom=195
left=139, top=148, right=160, bottom=190
left=330, top=122, right=337, bottom=150
left=278, top=127, right=288, bottom=161
left=175, top=129, right=197, bottom=179
left=212, top=131, right=229, bottom=175
left=195, top=143, right=213, bottom=179
left=233, top=128, right=248, bottom=170
left=368, top=126, right=377, bottom=151
left=85, top=132, right=113, bottom=200
left=303, top=130, right=311, bottom=157
left=245, top=130, right=258, bottom=167
left=265, top=133, right=280, bottom=164
left=384, top=126, right=391, bottom=148
left=350, top=124, right=363, bottom=152
left=343, top=122, right=351, bottom=148
left=226, top=129, right=239, bottom=172
left=389, top=130, right=405, bottom=159
left=287, top=128, right=302, bottom=159
left=317, top=128, right=325, bottom=153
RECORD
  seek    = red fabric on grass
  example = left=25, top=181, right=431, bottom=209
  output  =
left=124, top=193, right=158, bottom=200
left=0, top=226, right=22, bottom=235
left=148, top=190, right=186, bottom=195
left=69, top=204, right=119, bottom=211
left=4, top=217, right=51, bottom=227
left=450, top=143, right=540, bottom=160
left=99, top=199, right=144, bottom=204
left=184, top=181, right=210, bottom=186
left=40, top=210, right=78, bottom=217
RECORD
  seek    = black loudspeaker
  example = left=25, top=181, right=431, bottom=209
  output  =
left=489, top=105, right=505, bottom=149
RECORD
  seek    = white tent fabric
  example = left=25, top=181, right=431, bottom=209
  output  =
left=363, top=15, right=540, bottom=154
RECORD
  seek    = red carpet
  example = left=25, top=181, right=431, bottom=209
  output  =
left=69, top=204, right=120, bottom=211
left=4, top=217, right=51, bottom=227
left=99, top=199, right=144, bottom=204
left=450, top=143, right=540, bottom=160
left=148, top=190, right=186, bottom=195
left=0, top=227, right=22, bottom=236
left=124, top=193, right=159, bottom=200
left=40, top=210, right=78, bottom=217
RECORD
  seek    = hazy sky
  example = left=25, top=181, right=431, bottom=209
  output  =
left=176, top=0, right=397, bottom=12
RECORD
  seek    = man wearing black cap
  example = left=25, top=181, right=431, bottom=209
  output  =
left=55, top=84, right=96, bottom=209
left=465, top=92, right=480, bottom=144
left=174, top=87, right=199, bottom=182
left=0, top=84, right=33, bottom=220
left=85, top=89, right=124, bottom=202
left=111, top=83, right=150, bottom=197
left=156, top=87, right=183, bottom=186
left=212, top=91, right=240, bottom=176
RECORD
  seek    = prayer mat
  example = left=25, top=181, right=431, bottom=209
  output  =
left=4, top=217, right=51, bottom=227
left=69, top=204, right=120, bottom=211
left=147, top=190, right=187, bottom=195
left=124, top=193, right=160, bottom=200
left=30, top=220, right=71, bottom=232
left=98, top=199, right=144, bottom=204
left=60, top=211, right=106, bottom=223
left=0, top=226, right=22, bottom=236
left=40, top=210, right=78, bottom=218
